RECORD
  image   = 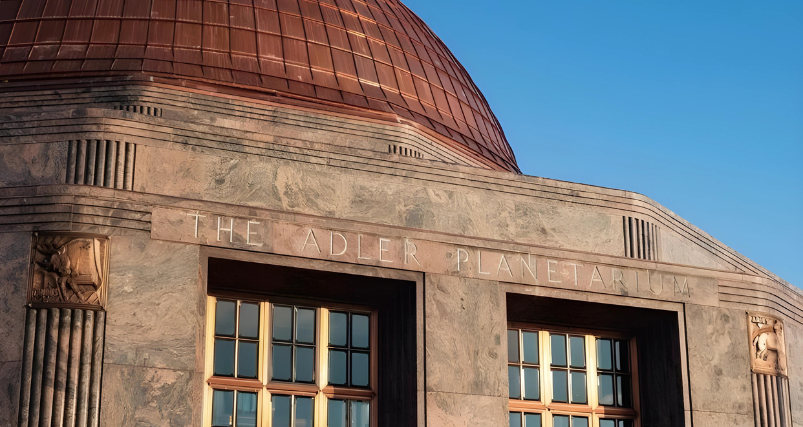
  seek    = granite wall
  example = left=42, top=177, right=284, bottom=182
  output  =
left=0, top=232, right=30, bottom=427
left=685, top=304, right=754, bottom=427
left=424, top=274, right=508, bottom=427
left=786, top=320, right=803, bottom=427
left=100, top=234, right=204, bottom=426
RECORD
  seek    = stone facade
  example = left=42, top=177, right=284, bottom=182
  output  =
left=1, top=81, right=801, bottom=427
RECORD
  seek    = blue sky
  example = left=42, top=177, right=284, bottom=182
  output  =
left=404, top=0, right=803, bottom=287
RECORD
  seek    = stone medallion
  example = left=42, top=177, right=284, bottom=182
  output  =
left=27, top=233, right=109, bottom=309
left=747, top=312, right=788, bottom=377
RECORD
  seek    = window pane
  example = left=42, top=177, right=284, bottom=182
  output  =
left=271, top=395, right=291, bottom=427
left=509, top=412, right=522, bottom=427
left=553, top=415, right=570, bottom=427
left=214, top=339, right=235, bottom=377
left=522, top=331, right=538, bottom=364
left=238, top=341, right=258, bottom=379
left=570, top=372, right=587, bottom=404
left=239, top=303, right=260, bottom=339
left=618, top=420, right=634, bottom=427
left=296, top=308, right=315, bottom=344
left=350, top=401, right=370, bottom=427
left=508, top=366, right=521, bottom=399
left=617, top=375, right=632, bottom=407
left=329, top=350, right=348, bottom=385
left=615, top=340, right=630, bottom=373
left=236, top=391, right=258, bottom=427
left=295, top=397, right=314, bottom=427
left=524, top=413, right=541, bottom=427
left=211, top=389, right=234, bottom=427
left=550, top=334, right=567, bottom=366
left=523, top=367, right=540, bottom=400
left=572, top=417, right=589, bottom=427
left=328, top=399, right=347, bottom=427
left=272, top=344, right=292, bottom=381
left=598, top=374, right=615, bottom=406
left=215, top=301, right=236, bottom=337
left=552, top=370, right=568, bottom=402
left=351, top=352, right=370, bottom=387
left=599, top=421, right=616, bottom=427
left=569, top=337, right=585, bottom=368
left=330, top=312, right=348, bottom=347
left=597, top=339, right=612, bottom=371
left=295, top=346, right=315, bottom=383
left=273, top=306, right=293, bottom=341
left=352, top=314, right=370, bottom=349
left=508, top=330, right=520, bottom=363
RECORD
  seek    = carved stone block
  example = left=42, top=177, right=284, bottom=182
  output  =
left=27, top=233, right=109, bottom=309
left=748, top=312, right=788, bottom=377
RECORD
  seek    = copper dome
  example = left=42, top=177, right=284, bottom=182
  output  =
left=0, top=0, right=517, bottom=172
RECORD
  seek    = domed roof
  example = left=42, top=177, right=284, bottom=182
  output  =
left=0, top=0, right=518, bottom=171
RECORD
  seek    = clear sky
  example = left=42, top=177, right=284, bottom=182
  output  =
left=404, top=0, right=803, bottom=288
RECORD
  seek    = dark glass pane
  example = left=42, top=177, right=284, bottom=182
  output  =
left=215, top=301, right=236, bottom=337
left=599, top=421, right=616, bottom=427
left=508, top=366, right=521, bottom=399
left=329, top=350, right=348, bottom=385
left=615, top=341, right=630, bottom=373
left=272, top=344, right=292, bottom=381
left=273, top=306, right=293, bottom=342
left=271, top=395, right=291, bottom=427
left=508, top=330, right=519, bottom=363
left=570, top=372, right=587, bottom=404
left=330, top=312, right=348, bottom=347
left=295, top=397, right=314, bottom=427
left=211, top=389, right=234, bottom=427
left=569, top=337, right=585, bottom=368
left=238, top=303, right=260, bottom=339
left=509, top=412, right=522, bottom=427
left=238, top=341, right=258, bottom=379
left=552, top=370, right=568, bottom=402
left=597, top=339, right=612, bottom=371
left=350, top=401, right=370, bottom=427
left=214, top=339, right=235, bottom=377
left=551, top=334, right=567, bottom=366
left=295, top=346, right=315, bottom=382
left=524, top=413, right=541, bottom=427
left=328, top=399, right=347, bottom=427
left=236, top=391, right=258, bottom=427
left=618, top=420, right=634, bottom=427
left=352, top=314, right=370, bottom=349
left=598, top=374, right=615, bottom=406
left=617, top=375, right=632, bottom=407
left=572, top=417, right=589, bottom=427
left=522, top=331, right=538, bottom=364
left=351, top=352, right=370, bottom=387
left=523, top=367, right=539, bottom=400
left=553, top=415, right=570, bottom=427
left=296, top=308, right=315, bottom=344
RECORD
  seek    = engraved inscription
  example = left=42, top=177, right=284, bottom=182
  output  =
left=28, top=233, right=109, bottom=309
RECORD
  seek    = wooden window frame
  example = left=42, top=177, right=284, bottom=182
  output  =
left=507, top=323, right=641, bottom=427
left=203, top=295, right=379, bottom=427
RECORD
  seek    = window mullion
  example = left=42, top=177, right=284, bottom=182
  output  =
left=587, top=335, right=598, bottom=409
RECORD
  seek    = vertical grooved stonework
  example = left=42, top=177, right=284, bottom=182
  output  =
left=17, top=308, right=106, bottom=427
left=752, top=373, right=792, bottom=427
left=623, top=217, right=659, bottom=261
left=65, top=140, right=135, bottom=189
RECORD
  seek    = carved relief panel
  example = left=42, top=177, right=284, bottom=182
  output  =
left=28, top=233, right=109, bottom=309
left=747, top=312, right=788, bottom=377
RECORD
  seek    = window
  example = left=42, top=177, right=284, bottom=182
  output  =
left=205, top=297, right=376, bottom=427
left=508, top=326, right=639, bottom=427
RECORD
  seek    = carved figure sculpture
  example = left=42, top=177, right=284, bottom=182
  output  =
left=748, top=313, right=788, bottom=377
left=29, top=234, right=108, bottom=307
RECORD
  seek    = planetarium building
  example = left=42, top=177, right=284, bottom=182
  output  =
left=0, top=1, right=800, bottom=427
